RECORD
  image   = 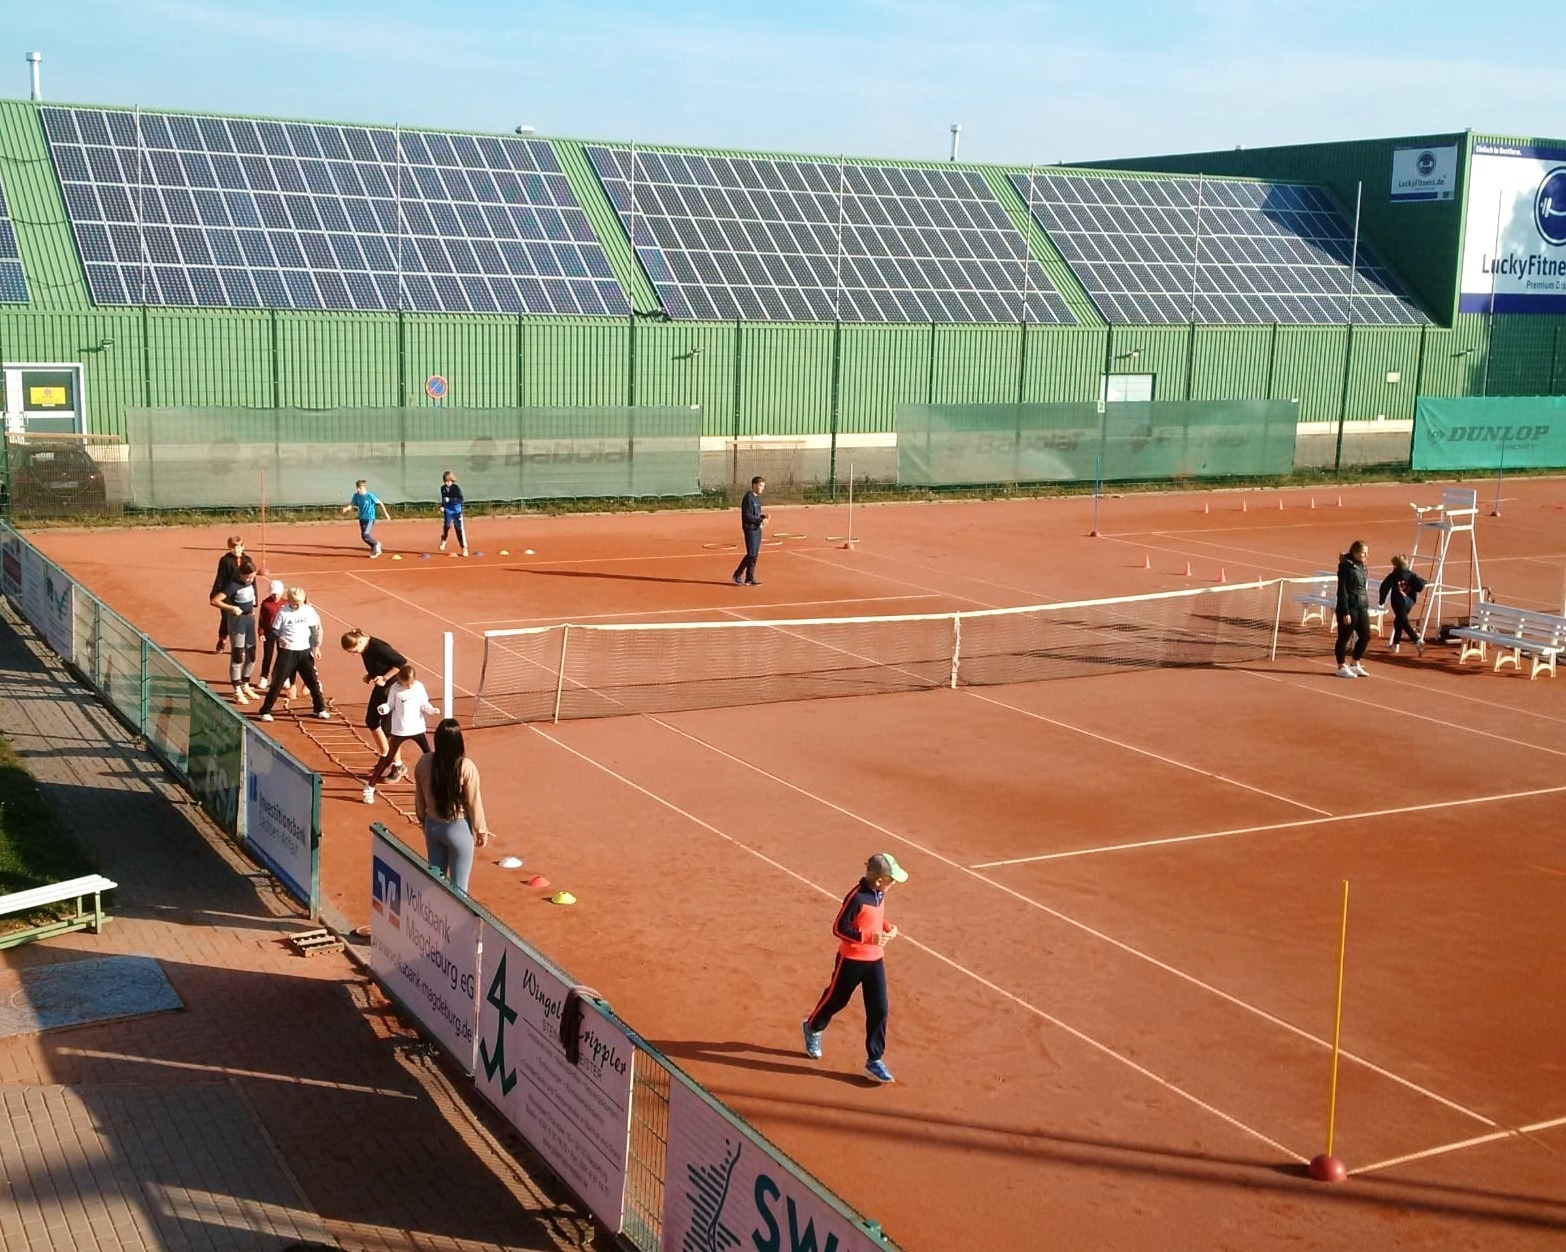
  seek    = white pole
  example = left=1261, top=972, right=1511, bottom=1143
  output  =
left=847, top=461, right=855, bottom=542
left=442, top=631, right=454, bottom=719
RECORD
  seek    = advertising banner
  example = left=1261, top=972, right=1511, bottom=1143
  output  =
left=472, top=922, right=634, bottom=1231
left=243, top=725, right=316, bottom=907
left=1460, top=143, right=1566, bottom=313
left=369, top=831, right=480, bottom=1069
left=1, top=527, right=21, bottom=600
left=16, top=545, right=75, bottom=660
left=187, top=687, right=242, bottom=836
left=1412, top=396, right=1566, bottom=470
left=661, top=1077, right=891, bottom=1252
left=1391, top=144, right=1458, bottom=202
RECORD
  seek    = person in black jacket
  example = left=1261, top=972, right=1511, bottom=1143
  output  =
left=1378, top=554, right=1427, bottom=655
left=209, top=534, right=244, bottom=652
left=731, top=476, right=768, bottom=587
left=1335, top=539, right=1372, bottom=679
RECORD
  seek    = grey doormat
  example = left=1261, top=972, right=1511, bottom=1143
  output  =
left=0, top=953, right=183, bottom=1036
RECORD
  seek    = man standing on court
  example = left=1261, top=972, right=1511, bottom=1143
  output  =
left=1335, top=539, right=1372, bottom=679
left=731, top=475, right=768, bottom=586
left=801, top=852, right=907, bottom=1084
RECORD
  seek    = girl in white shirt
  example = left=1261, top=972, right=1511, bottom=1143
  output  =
left=363, top=663, right=439, bottom=803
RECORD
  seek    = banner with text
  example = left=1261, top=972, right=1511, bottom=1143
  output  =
left=1460, top=144, right=1566, bottom=313
left=1412, top=396, right=1566, bottom=470
left=0, top=530, right=75, bottom=661
left=472, top=922, right=634, bottom=1231
left=243, top=725, right=317, bottom=908
left=369, top=831, right=480, bottom=1070
left=1391, top=144, right=1458, bottom=202
left=187, top=686, right=242, bottom=837
left=661, top=1076, right=893, bottom=1252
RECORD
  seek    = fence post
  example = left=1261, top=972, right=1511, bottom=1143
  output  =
left=139, top=635, right=149, bottom=735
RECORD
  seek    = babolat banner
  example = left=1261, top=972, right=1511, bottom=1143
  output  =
left=1413, top=396, right=1566, bottom=470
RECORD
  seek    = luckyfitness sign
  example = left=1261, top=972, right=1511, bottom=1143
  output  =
left=1460, top=143, right=1566, bottom=313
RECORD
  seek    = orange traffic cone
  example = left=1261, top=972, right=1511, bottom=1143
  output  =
left=1183, top=560, right=1192, bottom=576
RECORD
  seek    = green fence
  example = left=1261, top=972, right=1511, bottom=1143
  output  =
left=123, top=405, right=704, bottom=508
left=1412, top=396, right=1566, bottom=471
left=896, top=399, right=1300, bottom=485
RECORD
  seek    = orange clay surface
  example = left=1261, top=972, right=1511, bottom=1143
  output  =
left=31, top=479, right=1566, bottom=1252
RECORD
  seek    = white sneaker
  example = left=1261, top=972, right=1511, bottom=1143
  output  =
left=1352, top=663, right=1370, bottom=678
left=1390, top=643, right=1401, bottom=655
left=438, top=539, right=447, bottom=552
left=370, top=542, right=382, bottom=559
left=362, top=786, right=376, bottom=804
left=258, top=713, right=274, bottom=722
left=234, top=690, right=250, bottom=705
left=1415, top=637, right=1425, bottom=656
left=1336, top=664, right=1358, bottom=679
left=315, top=709, right=332, bottom=719
left=254, top=676, right=269, bottom=691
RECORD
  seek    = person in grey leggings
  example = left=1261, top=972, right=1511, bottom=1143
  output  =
left=412, top=719, right=492, bottom=893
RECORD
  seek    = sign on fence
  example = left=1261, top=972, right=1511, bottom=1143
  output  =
left=1, top=529, right=75, bottom=660
left=662, top=1078, right=892, bottom=1252
left=474, top=921, right=634, bottom=1230
left=244, top=725, right=316, bottom=906
left=369, top=831, right=481, bottom=1068
left=187, top=687, right=242, bottom=837
left=1412, top=396, right=1566, bottom=470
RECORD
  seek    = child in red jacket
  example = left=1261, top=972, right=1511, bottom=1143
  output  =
left=801, top=852, right=908, bottom=1084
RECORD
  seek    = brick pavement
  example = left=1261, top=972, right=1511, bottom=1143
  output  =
left=0, top=601, right=611, bottom=1252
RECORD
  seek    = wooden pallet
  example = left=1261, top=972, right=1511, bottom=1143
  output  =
left=289, top=928, right=344, bottom=957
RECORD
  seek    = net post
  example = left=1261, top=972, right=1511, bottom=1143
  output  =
left=552, top=625, right=571, bottom=724
left=259, top=467, right=268, bottom=574
left=1270, top=579, right=1285, bottom=660
left=949, top=614, right=962, bottom=688
left=442, top=631, right=454, bottom=719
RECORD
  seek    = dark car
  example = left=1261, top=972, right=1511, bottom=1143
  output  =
left=3, top=443, right=109, bottom=515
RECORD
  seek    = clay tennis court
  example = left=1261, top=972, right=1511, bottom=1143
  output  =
left=30, top=479, right=1566, bottom=1251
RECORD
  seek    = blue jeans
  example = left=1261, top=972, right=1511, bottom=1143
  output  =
left=359, top=519, right=377, bottom=549
left=424, top=816, right=476, bottom=893
left=733, top=527, right=761, bottom=582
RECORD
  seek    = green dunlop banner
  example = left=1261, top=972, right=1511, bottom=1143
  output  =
left=1413, top=397, right=1566, bottom=471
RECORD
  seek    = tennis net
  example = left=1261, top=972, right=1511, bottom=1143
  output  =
left=472, top=578, right=1323, bottom=725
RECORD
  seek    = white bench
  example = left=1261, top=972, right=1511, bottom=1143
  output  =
left=1450, top=603, right=1566, bottom=680
left=0, top=874, right=117, bottom=950
left=1294, top=575, right=1388, bottom=636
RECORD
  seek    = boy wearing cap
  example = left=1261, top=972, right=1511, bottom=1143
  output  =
left=802, top=852, right=908, bottom=1084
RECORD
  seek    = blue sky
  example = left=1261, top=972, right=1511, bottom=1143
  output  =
left=9, top=1, right=1564, bottom=163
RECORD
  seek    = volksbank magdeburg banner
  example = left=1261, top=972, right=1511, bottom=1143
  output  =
left=1412, top=396, right=1566, bottom=470
left=472, top=922, right=634, bottom=1230
left=1460, top=143, right=1566, bottom=313
left=661, top=1076, right=893, bottom=1252
left=370, top=831, right=481, bottom=1069
left=1391, top=144, right=1457, bottom=202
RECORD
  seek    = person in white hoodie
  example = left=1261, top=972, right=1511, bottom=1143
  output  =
left=255, top=587, right=329, bottom=721
left=363, top=662, right=438, bottom=803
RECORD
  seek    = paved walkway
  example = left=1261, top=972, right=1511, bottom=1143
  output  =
left=0, top=601, right=609, bottom=1251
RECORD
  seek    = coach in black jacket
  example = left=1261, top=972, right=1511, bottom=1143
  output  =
left=1334, top=539, right=1371, bottom=678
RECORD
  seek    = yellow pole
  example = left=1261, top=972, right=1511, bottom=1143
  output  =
left=1323, top=880, right=1350, bottom=1157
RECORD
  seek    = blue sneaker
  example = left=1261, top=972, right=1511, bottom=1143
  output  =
left=801, top=1021, right=823, bottom=1060
left=864, top=1059, right=894, bottom=1084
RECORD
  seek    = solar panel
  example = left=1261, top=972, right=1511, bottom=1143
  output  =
left=1014, top=173, right=1426, bottom=326
left=587, top=146, right=1074, bottom=324
left=42, top=107, right=630, bottom=316
left=0, top=169, right=29, bottom=303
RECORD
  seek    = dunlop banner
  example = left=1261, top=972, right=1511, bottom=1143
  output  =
left=1412, top=397, right=1566, bottom=470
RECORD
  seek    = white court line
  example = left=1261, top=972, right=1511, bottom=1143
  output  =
left=964, top=690, right=1332, bottom=817
left=973, top=784, right=1566, bottom=867
left=648, top=717, right=1500, bottom=1130
left=463, top=593, right=945, bottom=627
left=1350, top=1115, right=1566, bottom=1176
left=527, top=722, right=1303, bottom=1161
left=1242, top=668, right=1566, bottom=759
left=344, top=571, right=485, bottom=640
left=791, top=548, right=1015, bottom=607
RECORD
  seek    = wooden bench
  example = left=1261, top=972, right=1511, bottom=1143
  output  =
left=0, top=874, right=117, bottom=950
left=1450, top=603, right=1566, bottom=680
left=1294, top=575, right=1388, bottom=635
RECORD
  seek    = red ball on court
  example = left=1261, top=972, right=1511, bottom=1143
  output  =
left=1307, top=1154, right=1347, bottom=1183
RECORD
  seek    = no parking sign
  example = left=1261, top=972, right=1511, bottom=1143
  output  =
left=425, top=374, right=448, bottom=401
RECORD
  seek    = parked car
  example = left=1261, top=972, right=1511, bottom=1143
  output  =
left=2, top=443, right=108, bottom=515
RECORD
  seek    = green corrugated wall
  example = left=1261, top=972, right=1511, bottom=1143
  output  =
left=2, top=98, right=1564, bottom=451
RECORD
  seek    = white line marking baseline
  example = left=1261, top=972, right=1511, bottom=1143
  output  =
left=528, top=722, right=1302, bottom=1161
left=1350, top=1115, right=1566, bottom=1176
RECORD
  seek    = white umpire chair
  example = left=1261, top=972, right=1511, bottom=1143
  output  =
left=1409, top=487, right=1483, bottom=640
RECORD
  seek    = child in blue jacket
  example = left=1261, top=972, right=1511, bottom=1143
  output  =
left=1379, top=553, right=1428, bottom=655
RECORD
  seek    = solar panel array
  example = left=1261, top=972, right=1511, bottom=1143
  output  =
left=0, top=171, right=28, bottom=303
left=1014, top=173, right=1427, bottom=325
left=587, top=146, right=1074, bottom=323
left=40, top=107, right=630, bottom=315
